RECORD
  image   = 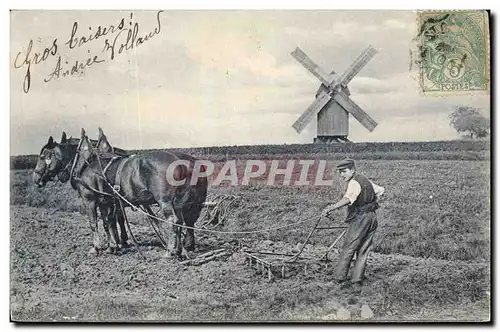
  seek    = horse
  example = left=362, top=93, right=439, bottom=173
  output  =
left=93, top=128, right=208, bottom=253
left=33, top=130, right=129, bottom=254
left=81, top=128, right=208, bottom=257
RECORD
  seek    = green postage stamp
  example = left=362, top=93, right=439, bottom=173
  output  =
left=416, top=10, right=490, bottom=94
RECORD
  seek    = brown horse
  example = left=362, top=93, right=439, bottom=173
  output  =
left=33, top=129, right=129, bottom=254
left=89, top=128, right=208, bottom=256
left=34, top=128, right=208, bottom=256
left=33, top=131, right=73, bottom=187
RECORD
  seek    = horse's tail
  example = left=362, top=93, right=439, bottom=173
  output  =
left=171, top=156, right=208, bottom=186
left=171, top=155, right=208, bottom=251
left=170, top=161, right=189, bottom=186
left=170, top=154, right=208, bottom=209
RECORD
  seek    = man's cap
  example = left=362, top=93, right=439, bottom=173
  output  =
left=336, top=158, right=355, bottom=170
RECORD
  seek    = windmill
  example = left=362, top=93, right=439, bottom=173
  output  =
left=290, top=45, right=379, bottom=143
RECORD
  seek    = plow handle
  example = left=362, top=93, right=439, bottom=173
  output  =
left=285, top=215, right=323, bottom=263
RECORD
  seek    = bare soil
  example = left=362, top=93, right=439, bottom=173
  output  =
left=10, top=204, right=490, bottom=322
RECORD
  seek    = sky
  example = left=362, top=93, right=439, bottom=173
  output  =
left=10, top=9, right=490, bottom=155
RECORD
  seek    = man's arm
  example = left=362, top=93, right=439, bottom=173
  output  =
left=326, top=197, right=351, bottom=211
left=321, top=197, right=351, bottom=218
left=321, top=180, right=360, bottom=217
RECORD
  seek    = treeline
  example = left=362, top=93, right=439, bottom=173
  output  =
left=162, top=139, right=490, bottom=155
left=11, top=139, right=490, bottom=170
left=10, top=155, right=38, bottom=170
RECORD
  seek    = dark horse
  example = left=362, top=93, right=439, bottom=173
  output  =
left=34, top=128, right=208, bottom=256
left=33, top=130, right=129, bottom=254
left=93, top=128, right=208, bottom=255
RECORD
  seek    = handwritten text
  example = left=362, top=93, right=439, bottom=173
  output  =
left=103, top=11, right=163, bottom=60
left=12, top=11, right=164, bottom=93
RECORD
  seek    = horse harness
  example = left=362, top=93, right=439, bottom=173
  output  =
left=68, top=140, right=134, bottom=201
left=100, top=154, right=138, bottom=211
left=102, top=155, right=131, bottom=194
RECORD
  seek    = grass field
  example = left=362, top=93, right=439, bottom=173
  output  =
left=9, top=143, right=491, bottom=322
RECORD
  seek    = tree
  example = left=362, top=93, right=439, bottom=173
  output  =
left=449, top=106, right=490, bottom=139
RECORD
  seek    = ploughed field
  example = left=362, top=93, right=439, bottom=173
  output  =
left=10, top=148, right=491, bottom=322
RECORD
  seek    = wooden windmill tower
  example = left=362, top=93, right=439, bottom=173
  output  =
left=291, top=45, right=379, bottom=143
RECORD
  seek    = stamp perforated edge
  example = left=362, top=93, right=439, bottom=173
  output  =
left=414, top=10, right=491, bottom=97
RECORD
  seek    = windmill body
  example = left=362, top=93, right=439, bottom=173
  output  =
left=290, top=46, right=379, bottom=143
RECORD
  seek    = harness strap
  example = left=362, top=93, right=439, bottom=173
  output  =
left=113, top=156, right=134, bottom=193
left=69, top=139, right=84, bottom=190
left=72, top=176, right=114, bottom=197
left=102, top=156, right=122, bottom=181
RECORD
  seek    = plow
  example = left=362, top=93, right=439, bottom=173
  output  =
left=242, top=217, right=347, bottom=281
left=186, top=197, right=349, bottom=281
left=120, top=193, right=349, bottom=281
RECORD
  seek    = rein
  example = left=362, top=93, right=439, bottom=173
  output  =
left=84, top=141, right=333, bottom=237
left=115, top=185, right=316, bottom=234
left=68, top=137, right=84, bottom=189
left=68, top=138, right=114, bottom=197
left=54, top=146, right=78, bottom=185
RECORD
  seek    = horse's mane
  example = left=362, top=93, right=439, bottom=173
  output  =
left=65, top=135, right=130, bottom=161
left=112, top=146, right=129, bottom=157
left=66, top=137, right=98, bottom=147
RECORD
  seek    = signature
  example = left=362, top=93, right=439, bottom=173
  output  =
left=103, top=11, right=163, bottom=60
left=13, top=10, right=164, bottom=93
left=44, top=55, right=105, bottom=83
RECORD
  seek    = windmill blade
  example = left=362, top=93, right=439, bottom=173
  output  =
left=339, top=45, right=378, bottom=86
left=333, top=91, right=378, bottom=132
left=291, top=47, right=334, bottom=86
left=292, top=90, right=332, bottom=133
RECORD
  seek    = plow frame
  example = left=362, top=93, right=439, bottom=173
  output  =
left=242, top=217, right=347, bottom=281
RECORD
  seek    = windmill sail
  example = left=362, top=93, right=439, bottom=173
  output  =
left=291, top=47, right=334, bottom=86
left=339, top=45, right=378, bottom=86
left=333, top=91, right=378, bottom=131
left=290, top=45, right=379, bottom=137
left=292, top=90, right=332, bottom=133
